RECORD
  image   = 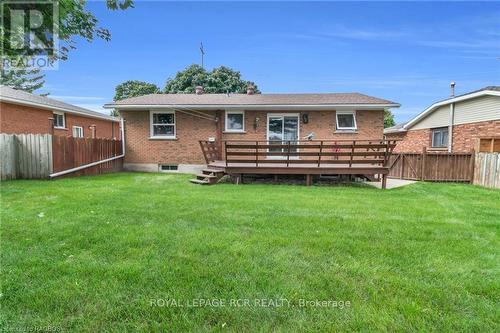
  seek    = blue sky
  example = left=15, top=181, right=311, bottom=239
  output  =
left=41, top=1, right=500, bottom=123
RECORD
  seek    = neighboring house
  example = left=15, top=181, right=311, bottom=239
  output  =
left=0, top=86, right=120, bottom=139
left=385, top=86, right=500, bottom=153
left=104, top=86, right=399, bottom=172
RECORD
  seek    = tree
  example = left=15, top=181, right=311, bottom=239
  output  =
left=114, top=80, right=161, bottom=101
left=164, top=64, right=260, bottom=94
left=164, top=65, right=208, bottom=94
left=111, top=80, right=160, bottom=116
left=0, top=66, right=45, bottom=93
left=384, top=110, right=396, bottom=128
left=0, top=0, right=134, bottom=92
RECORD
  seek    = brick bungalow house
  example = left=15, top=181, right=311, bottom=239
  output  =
left=385, top=86, right=500, bottom=153
left=0, top=85, right=120, bottom=139
left=104, top=86, right=399, bottom=172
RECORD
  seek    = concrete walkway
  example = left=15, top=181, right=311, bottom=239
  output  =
left=365, top=178, right=417, bottom=189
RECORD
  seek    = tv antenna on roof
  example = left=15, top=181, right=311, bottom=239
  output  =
left=200, top=42, right=205, bottom=69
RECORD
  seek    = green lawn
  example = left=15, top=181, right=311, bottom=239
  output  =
left=1, top=173, right=499, bottom=332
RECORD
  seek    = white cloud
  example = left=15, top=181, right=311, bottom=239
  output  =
left=417, top=39, right=500, bottom=49
left=320, top=26, right=408, bottom=40
left=274, top=25, right=408, bottom=42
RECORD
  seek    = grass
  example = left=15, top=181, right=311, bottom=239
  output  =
left=1, top=172, right=499, bottom=332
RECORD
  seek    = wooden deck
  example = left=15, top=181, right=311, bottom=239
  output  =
left=208, top=160, right=389, bottom=174
left=198, top=139, right=397, bottom=188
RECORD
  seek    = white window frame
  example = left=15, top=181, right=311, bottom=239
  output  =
left=150, top=110, right=176, bottom=139
left=53, top=112, right=65, bottom=129
left=72, top=126, right=84, bottom=138
left=266, top=113, right=300, bottom=160
left=336, top=111, right=357, bottom=131
left=225, top=110, right=245, bottom=132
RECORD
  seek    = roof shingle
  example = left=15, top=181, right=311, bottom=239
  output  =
left=0, top=85, right=119, bottom=121
left=106, top=92, right=399, bottom=107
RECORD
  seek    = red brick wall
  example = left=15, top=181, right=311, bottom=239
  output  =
left=1, top=101, right=52, bottom=134
left=221, top=110, right=383, bottom=141
left=386, top=129, right=431, bottom=153
left=452, top=120, right=500, bottom=152
left=121, top=110, right=217, bottom=165
left=0, top=101, right=120, bottom=139
left=386, top=119, right=500, bottom=153
left=122, top=109, right=384, bottom=165
left=55, top=113, right=121, bottom=139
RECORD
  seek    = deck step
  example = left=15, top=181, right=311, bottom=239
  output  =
left=189, top=178, right=210, bottom=185
left=202, top=168, right=225, bottom=174
left=190, top=168, right=225, bottom=185
left=196, top=173, right=217, bottom=179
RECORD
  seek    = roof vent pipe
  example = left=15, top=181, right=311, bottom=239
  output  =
left=450, top=81, right=455, bottom=97
left=195, top=86, right=204, bottom=95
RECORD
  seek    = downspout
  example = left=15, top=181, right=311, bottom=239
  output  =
left=120, top=117, right=125, bottom=156
left=448, top=82, right=455, bottom=153
left=448, top=103, right=454, bottom=152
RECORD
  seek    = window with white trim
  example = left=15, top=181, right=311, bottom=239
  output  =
left=53, top=112, right=65, bottom=128
left=336, top=111, right=357, bottom=131
left=225, top=111, right=245, bottom=132
left=431, top=127, right=448, bottom=148
left=72, top=126, right=84, bottom=138
left=150, top=111, right=175, bottom=138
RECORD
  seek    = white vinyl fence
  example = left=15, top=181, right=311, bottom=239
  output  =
left=473, top=152, right=500, bottom=189
left=0, top=133, right=53, bottom=180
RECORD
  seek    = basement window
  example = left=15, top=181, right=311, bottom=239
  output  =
left=159, top=164, right=178, bottom=172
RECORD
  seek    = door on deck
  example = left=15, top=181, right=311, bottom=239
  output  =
left=267, top=114, right=300, bottom=158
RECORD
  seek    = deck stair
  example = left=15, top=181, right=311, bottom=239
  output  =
left=190, top=168, right=225, bottom=185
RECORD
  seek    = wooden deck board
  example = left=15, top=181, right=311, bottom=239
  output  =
left=208, top=160, right=388, bottom=175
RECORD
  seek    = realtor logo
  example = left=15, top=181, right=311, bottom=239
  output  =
left=1, top=0, right=59, bottom=69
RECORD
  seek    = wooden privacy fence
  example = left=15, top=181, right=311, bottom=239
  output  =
left=388, top=151, right=474, bottom=182
left=476, top=137, right=500, bottom=153
left=0, top=134, right=123, bottom=180
left=473, top=153, right=500, bottom=188
left=52, top=136, right=123, bottom=177
left=0, top=133, right=52, bottom=180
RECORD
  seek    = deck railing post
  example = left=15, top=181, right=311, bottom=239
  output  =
left=225, top=141, right=228, bottom=167
left=349, top=141, right=355, bottom=167
left=256, top=141, right=259, bottom=167
left=318, top=140, right=323, bottom=167
left=286, top=141, right=291, bottom=167
left=383, top=141, right=389, bottom=166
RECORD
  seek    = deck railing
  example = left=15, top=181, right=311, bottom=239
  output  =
left=200, top=139, right=397, bottom=167
left=199, top=140, right=221, bottom=164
